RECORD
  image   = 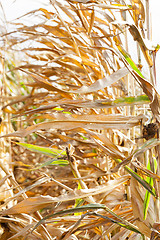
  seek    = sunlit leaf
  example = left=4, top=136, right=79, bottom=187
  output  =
left=74, top=67, right=129, bottom=93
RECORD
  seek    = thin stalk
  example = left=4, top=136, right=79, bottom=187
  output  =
left=145, top=0, right=150, bottom=40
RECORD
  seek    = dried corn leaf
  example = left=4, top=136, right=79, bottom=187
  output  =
left=73, top=67, right=129, bottom=93
left=20, top=69, right=73, bottom=99
left=85, top=129, right=126, bottom=160
left=0, top=175, right=129, bottom=215
left=1, top=114, right=147, bottom=138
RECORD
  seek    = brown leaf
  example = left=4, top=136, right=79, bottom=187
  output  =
left=133, top=71, right=160, bottom=121
left=85, top=129, right=126, bottom=160
left=20, top=69, right=72, bottom=99
left=131, top=178, right=153, bottom=237
left=1, top=114, right=148, bottom=138
left=0, top=195, right=55, bottom=215
left=0, top=175, right=129, bottom=215
left=74, top=67, right=129, bottom=93
left=150, top=223, right=160, bottom=240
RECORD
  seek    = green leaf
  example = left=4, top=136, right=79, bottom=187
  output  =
left=62, top=111, right=72, bottom=114
left=114, top=158, right=156, bottom=197
left=32, top=203, right=106, bottom=232
left=114, top=95, right=149, bottom=104
left=14, top=142, right=66, bottom=158
left=74, top=183, right=84, bottom=215
left=50, top=159, right=69, bottom=166
left=14, top=142, right=68, bottom=168
left=118, top=46, right=144, bottom=77
left=143, top=156, right=157, bottom=219
left=102, top=95, right=150, bottom=107
left=53, top=107, right=64, bottom=111
left=34, top=159, right=69, bottom=169
left=92, top=212, right=142, bottom=235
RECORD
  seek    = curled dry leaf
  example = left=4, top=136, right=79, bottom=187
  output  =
left=20, top=69, right=73, bottom=99
left=133, top=71, right=160, bottom=122
left=84, top=128, right=126, bottom=160
left=73, top=67, right=129, bottom=93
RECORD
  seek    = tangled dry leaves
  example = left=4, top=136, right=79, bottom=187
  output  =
left=1, top=0, right=160, bottom=239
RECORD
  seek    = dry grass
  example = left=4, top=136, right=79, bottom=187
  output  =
left=0, top=0, right=160, bottom=239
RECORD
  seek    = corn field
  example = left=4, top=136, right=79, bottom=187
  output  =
left=0, top=0, right=160, bottom=239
